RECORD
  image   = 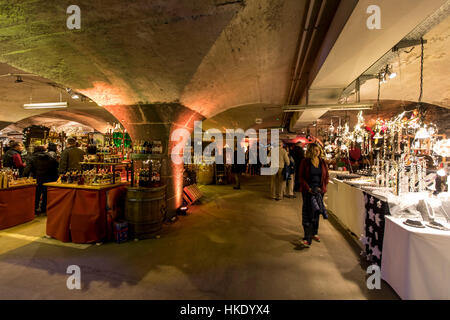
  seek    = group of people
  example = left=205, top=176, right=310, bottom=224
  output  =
left=228, top=140, right=330, bottom=248
left=271, top=142, right=330, bottom=248
left=2, top=138, right=86, bottom=215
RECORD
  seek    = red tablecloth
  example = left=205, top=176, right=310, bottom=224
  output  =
left=46, top=185, right=126, bottom=243
left=0, top=185, right=36, bottom=230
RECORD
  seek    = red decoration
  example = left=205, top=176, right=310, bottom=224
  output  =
left=365, top=126, right=375, bottom=138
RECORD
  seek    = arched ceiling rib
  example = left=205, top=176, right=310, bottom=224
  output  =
left=0, top=63, right=118, bottom=131
left=0, top=0, right=305, bottom=119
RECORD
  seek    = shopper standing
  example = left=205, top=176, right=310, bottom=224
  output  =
left=293, top=142, right=305, bottom=192
left=285, top=145, right=296, bottom=198
left=2, top=141, right=26, bottom=176
left=23, top=145, right=59, bottom=215
left=59, top=138, right=86, bottom=174
left=298, top=143, right=329, bottom=247
left=270, top=142, right=290, bottom=200
left=47, top=142, right=58, bottom=159
left=231, top=143, right=246, bottom=190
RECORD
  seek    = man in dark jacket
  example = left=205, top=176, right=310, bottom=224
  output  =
left=59, top=138, right=85, bottom=174
left=23, top=145, right=59, bottom=214
left=2, top=141, right=26, bottom=175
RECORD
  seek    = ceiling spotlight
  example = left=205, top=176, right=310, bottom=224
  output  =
left=71, top=93, right=80, bottom=99
left=15, top=76, right=23, bottom=83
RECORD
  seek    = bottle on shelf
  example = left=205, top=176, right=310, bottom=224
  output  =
left=143, top=141, right=148, bottom=155
left=148, top=141, right=153, bottom=155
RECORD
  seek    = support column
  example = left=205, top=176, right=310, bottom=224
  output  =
left=104, top=103, right=204, bottom=217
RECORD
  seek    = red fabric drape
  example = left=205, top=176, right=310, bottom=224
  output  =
left=46, top=185, right=126, bottom=243
left=46, top=187, right=76, bottom=242
left=70, top=189, right=106, bottom=243
left=0, top=185, right=35, bottom=230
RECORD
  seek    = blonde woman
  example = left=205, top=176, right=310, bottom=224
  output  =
left=298, top=143, right=329, bottom=247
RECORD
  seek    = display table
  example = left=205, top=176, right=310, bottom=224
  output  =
left=381, top=216, right=450, bottom=300
left=328, top=170, right=349, bottom=179
left=0, top=184, right=36, bottom=230
left=325, top=178, right=366, bottom=242
left=44, top=182, right=127, bottom=243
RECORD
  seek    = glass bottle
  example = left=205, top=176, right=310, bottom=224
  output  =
left=148, top=141, right=153, bottom=154
left=142, top=141, right=147, bottom=155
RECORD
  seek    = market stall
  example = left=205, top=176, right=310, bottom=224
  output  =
left=326, top=177, right=366, bottom=241
left=0, top=168, right=37, bottom=230
left=382, top=215, right=450, bottom=300
left=45, top=182, right=126, bottom=243
left=321, top=98, right=450, bottom=299
left=0, top=184, right=36, bottom=230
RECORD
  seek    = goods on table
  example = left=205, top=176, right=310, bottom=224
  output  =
left=57, top=169, right=121, bottom=186
left=336, top=173, right=362, bottom=180
left=0, top=169, right=36, bottom=189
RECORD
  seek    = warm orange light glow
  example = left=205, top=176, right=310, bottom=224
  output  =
left=78, top=82, right=133, bottom=106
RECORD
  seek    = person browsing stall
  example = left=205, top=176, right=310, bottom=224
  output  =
left=59, top=138, right=86, bottom=174
left=270, top=141, right=290, bottom=200
left=2, top=141, right=27, bottom=175
left=23, top=145, right=59, bottom=215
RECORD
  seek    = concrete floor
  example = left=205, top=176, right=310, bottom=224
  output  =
left=0, top=176, right=399, bottom=299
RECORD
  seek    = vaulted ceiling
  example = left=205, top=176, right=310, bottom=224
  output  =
left=0, top=0, right=448, bottom=134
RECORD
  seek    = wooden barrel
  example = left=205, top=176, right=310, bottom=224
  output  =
left=125, top=185, right=166, bottom=239
left=197, top=164, right=214, bottom=185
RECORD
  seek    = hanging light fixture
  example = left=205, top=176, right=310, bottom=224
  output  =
left=416, top=38, right=428, bottom=129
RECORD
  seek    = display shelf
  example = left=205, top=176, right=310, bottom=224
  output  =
left=131, top=153, right=165, bottom=160
left=129, top=153, right=164, bottom=187
left=79, top=162, right=132, bottom=183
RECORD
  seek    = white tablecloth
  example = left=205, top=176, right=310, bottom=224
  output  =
left=326, top=179, right=366, bottom=242
left=381, top=216, right=450, bottom=300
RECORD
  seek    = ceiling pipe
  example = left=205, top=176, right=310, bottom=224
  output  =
left=286, top=0, right=313, bottom=104
left=290, top=0, right=327, bottom=105
left=282, top=0, right=327, bottom=129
